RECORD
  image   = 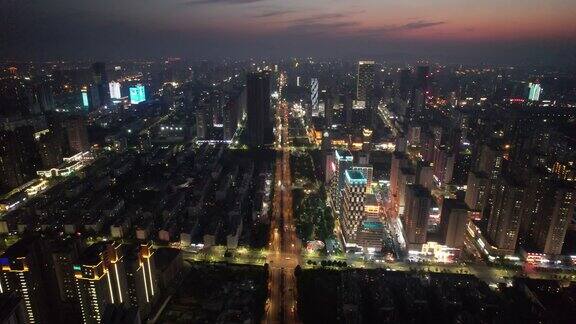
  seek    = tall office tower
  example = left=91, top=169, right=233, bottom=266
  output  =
left=0, top=293, right=28, bottom=324
left=432, top=145, right=455, bottom=186
left=343, top=94, right=353, bottom=128
left=330, top=150, right=354, bottom=213
left=125, top=243, right=157, bottom=319
left=341, top=170, right=367, bottom=245
left=398, top=68, right=412, bottom=101
left=311, top=78, right=319, bottom=116
left=487, top=176, right=525, bottom=252
left=32, top=81, right=55, bottom=112
left=246, top=71, right=272, bottom=148
left=452, top=144, right=473, bottom=186
left=397, top=167, right=416, bottom=215
left=519, top=168, right=551, bottom=239
left=74, top=242, right=129, bottom=324
left=476, top=143, right=504, bottom=210
left=440, top=199, right=469, bottom=248
left=37, top=132, right=64, bottom=168
left=196, top=104, right=210, bottom=140
left=415, top=65, right=430, bottom=93
left=389, top=152, right=408, bottom=206
left=89, top=85, right=102, bottom=111
left=64, top=115, right=90, bottom=154
left=92, top=62, right=109, bottom=108
left=0, top=126, right=40, bottom=193
left=527, top=82, right=542, bottom=101
left=531, top=182, right=575, bottom=255
left=108, top=82, right=122, bottom=100
left=129, top=84, right=146, bottom=105
left=81, top=86, right=90, bottom=110
left=324, top=89, right=335, bottom=127
left=352, top=165, right=373, bottom=193
left=0, top=236, right=49, bottom=323
left=356, top=61, right=375, bottom=102
left=464, top=171, right=490, bottom=219
left=223, top=96, right=239, bottom=141
left=404, top=185, right=432, bottom=249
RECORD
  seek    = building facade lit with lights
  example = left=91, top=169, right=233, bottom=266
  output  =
left=341, top=170, right=367, bottom=246
left=129, top=84, right=146, bottom=105
left=0, top=236, right=48, bottom=323
left=73, top=242, right=128, bottom=324
left=109, top=81, right=122, bottom=100
left=330, top=149, right=354, bottom=214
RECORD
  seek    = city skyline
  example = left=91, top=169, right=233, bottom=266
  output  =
left=1, top=1, right=576, bottom=322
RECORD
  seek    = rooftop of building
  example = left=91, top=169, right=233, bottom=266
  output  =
left=345, top=170, right=367, bottom=184
left=77, top=241, right=119, bottom=265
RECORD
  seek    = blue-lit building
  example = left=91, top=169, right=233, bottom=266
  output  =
left=528, top=82, right=542, bottom=101
left=81, top=87, right=89, bottom=109
left=129, top=84, right=146, bottom=105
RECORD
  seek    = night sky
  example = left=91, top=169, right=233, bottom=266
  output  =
left=1, top=0, right=576, bottom=63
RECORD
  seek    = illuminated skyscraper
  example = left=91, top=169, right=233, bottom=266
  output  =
left=311, top=78, right=319, bottom=116
left=528, top=82, right=542, bottom=101
left=356, top=61, right=375, bottom=102
left=73, top=242, right=128, bottom=324
left=341, top=170, right=367, bottom=246
left=129, top=84, right=146, bottom=105
left=330, top=149, right=354, bottom=213
left=108, top=82, right=122, bottom=100
left=81, top=87, right=89, bottom=109
left=125, top=243, right=157, bottom=318
left=0, top=236, right=49, bottom=323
